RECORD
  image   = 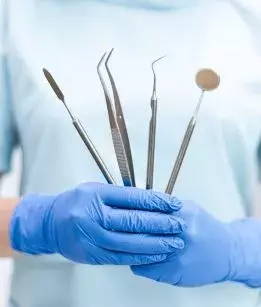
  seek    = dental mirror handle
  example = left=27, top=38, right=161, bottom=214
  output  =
left=165, top=118, right=195, bottom=194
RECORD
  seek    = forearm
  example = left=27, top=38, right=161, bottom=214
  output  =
left=0, top=198, right=19, bottom=257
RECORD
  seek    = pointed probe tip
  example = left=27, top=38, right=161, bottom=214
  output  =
left=152, top=55, right=166, bottom=67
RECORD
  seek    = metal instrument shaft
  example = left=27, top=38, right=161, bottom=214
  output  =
left=165, top=92, right=204, bottom=194
left=146, top=56, right=165, bottom=189
left=97, top=50, right=135, bottom=187
left=43, top=68, right=116, bottom=185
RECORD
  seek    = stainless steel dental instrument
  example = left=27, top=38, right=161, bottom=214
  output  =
left=97, top=49, right=135, bottom=187
left=165, top=69, right=220, bottom=194
left=43, top=68, right=116, bottom=185
left=105, top=49, right=136, bottom=187
left=146, top=56, right=166, bottom=190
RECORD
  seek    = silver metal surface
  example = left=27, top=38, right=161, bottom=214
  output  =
left=105, top=49, right=136, bottom=186
left=146, top=56, right=165, bottom=190
left=73, top=119, right=116, bottom=184
left=111, top=128, right=132, bottom=187
left=165, top=91, right=205, bottom=194
left=43, top=68, right=116, bottom=185
left=97, top=50, right=135, bottom=187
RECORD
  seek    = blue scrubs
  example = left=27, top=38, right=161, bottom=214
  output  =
left=1, top=0, right=261, bottom=306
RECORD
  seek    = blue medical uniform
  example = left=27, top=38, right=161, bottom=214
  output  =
left=1, top=0, right=261, bottom=306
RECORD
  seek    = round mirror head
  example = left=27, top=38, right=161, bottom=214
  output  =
left=195, top=69, right=220, bottom=91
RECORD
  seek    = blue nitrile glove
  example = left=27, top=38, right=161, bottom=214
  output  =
left=131, top=201, right=261, bottom=288
left=10, top=182, right=186, bottom=265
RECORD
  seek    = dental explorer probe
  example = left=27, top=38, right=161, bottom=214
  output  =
left=43, top=68, right=116, bottom=185
left=165, top=69, right=220, bottom=194
left=146, top=56, right=166, bottom=190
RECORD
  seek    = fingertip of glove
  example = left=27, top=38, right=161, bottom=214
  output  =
left=130, top=265, right=140, bottom=274
left=170, top=216, right=187, bottom=232
left=170, top=237, right=185, bottom=250
left=161, top=237, right=185, bottom=252
left=169, top=197, right=183, bottom=211
left=152, top=192, right=183, bottom=212
left=130, top=263, right=151, bottom=277
left=133, top=253, right=168, bottom=267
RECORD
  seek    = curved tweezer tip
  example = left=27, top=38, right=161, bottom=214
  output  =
left=97, top=52, right=107, bottom=72
left=105, top=48, right=114, bottom=66
left=97, top=51, right=118, bottom=130
left=104, top=48, right=119, bottom=113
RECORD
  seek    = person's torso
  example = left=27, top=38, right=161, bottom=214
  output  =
left=6, top=0, right=261, bottom=306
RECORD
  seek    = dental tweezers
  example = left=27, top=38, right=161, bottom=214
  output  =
left=97, top=49, right=136, bottom=187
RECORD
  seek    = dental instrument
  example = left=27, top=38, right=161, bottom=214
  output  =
left=97, top=49, right=135, bottom=187
left=43, top=68, right=116, bottom=185
left=165, top=69, right=220, bottom=194
left=146, top=56, right=166, bottom=190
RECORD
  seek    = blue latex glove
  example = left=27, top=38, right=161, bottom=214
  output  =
left=10, top=182, right=186, bottom=265
left=131, top=201, right=261, bottom=288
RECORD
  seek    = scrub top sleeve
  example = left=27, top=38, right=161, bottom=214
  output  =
left=0, top=63, right=18, bottom=174
left=257, top=140, right=261, bottom=182
left=0, top=0, right=18, bottom=174
left=222, top=103, right=261, bottom=217
left=239, top=106, right=261, bottom=215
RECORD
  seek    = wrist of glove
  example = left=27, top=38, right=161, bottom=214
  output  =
left=9, top=182, right=186, bottom=265
left=228, top=218, right=261, bottom=288
left=10, top=194, right=56, bottom=255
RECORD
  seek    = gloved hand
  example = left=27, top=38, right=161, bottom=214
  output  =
left=10, top=182, right=186, bottom=265
left=131, top=200, right=261, bottom=288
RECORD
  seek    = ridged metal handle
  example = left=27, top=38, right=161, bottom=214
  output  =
left=111, top=128, right=133, bottom=187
